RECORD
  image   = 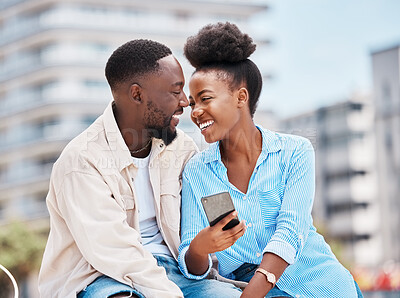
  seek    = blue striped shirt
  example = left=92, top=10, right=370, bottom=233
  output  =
left=178, top=126, right=358, bottom=298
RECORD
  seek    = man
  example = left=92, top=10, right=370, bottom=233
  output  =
left=38, top=40, right=242, bottom=297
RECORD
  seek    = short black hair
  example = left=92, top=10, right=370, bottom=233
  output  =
left=105, top=39, right=172, bottom=90
left=184, top=22, right=262, bottom=117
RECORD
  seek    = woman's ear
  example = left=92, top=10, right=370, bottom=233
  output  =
left=237, top=87, right=249, bottom=108
left=129, top=83, right=142, bottom=103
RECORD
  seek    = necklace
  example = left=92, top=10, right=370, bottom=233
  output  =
left=129, top=139, right=152, bottom=154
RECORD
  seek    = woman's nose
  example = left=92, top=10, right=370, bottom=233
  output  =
left=191, top=105, right=204, bottom=118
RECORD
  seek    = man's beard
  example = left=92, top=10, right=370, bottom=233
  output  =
left=144, top=101, right=178, bottom=146
left=147, top=123, right=177, bottom=146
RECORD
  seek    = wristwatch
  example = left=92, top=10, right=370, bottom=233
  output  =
left=255, top=268, right=276, bottom=288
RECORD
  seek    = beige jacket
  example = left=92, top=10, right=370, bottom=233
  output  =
left=38, top=102, right=198, bottom=298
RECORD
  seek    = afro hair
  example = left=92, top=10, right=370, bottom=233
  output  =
left=184, top=22, right=256, bottom=68
left=184, top=22, right=262, bottom=117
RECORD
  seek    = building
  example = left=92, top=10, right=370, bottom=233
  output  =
left=0, top=0, right=269, bottom=225
left=371, top=44, right=400, bottom=265
left=281, top=95, right=382, bottom=268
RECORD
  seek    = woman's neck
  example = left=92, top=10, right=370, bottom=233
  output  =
left=220, top=120, right=262, bottom=164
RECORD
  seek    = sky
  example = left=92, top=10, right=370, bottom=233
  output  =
left=251, top=0, right=400, bottom=117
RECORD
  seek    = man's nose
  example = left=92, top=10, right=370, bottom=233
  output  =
left=179, top=92, right=189, bottom=107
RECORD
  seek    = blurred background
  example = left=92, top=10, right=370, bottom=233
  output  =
left=0, top=0, right=399, bottom=297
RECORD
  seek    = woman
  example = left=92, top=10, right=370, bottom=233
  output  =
left=178, top=22, right=363, bottom=298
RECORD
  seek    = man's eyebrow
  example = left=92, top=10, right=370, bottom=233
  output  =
left=172, top=81, right=184, bottom=87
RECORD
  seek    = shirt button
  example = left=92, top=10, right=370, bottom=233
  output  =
left=243, top=195, right=247, bottom=200
left=256, top=252, right=261, bottom=257
left=247, top=223, right=252, bottom=228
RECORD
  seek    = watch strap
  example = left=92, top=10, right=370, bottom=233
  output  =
left=255, top=268, right=276, bottom=288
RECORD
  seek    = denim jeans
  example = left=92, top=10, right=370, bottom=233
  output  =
left=78, top=254, right=241, bottom=298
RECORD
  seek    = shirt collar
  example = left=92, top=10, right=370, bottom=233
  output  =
left=202, top=125, right=281, bottom=164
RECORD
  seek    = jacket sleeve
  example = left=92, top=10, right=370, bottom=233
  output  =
left=263, top=139, right=315, bottom=264
left=56, top=170, right=183, bottom=298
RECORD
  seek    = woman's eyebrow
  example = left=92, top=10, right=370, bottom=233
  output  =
left=189, top=89, right=214, bottom=100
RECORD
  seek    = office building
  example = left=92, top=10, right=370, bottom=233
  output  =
left=371, top=44, right=400, bottom=264
left=281, top=95, right=381, bottom=268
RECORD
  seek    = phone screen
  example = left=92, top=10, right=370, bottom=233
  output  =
left=201, top=192, right=240, bottom=230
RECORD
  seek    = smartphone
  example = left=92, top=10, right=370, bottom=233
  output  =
left=201, top=192, right=240, bottom=231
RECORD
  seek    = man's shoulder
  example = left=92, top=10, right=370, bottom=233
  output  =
left=165, top=128, right=198, bottom=153
left=182, top=145, right=209, bottom=171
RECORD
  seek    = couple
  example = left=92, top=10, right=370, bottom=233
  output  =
left=38, top=23, right=362, bottom=298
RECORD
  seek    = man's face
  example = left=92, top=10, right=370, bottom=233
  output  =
left=141, top=55, right=188, bottom=145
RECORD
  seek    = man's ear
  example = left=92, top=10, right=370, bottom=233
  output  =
left=130, top=84, right=142, bottom=103
left=237, top=87, right=249, bottom=108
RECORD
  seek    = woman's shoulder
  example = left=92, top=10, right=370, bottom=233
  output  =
left=258, top=125, right=314, bottom=153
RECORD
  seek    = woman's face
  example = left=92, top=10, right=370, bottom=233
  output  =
left=188, top=70, right=242, bottom=143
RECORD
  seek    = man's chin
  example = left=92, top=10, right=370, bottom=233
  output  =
left=161, top=129, right=177, bottom=146
left=148, top=127, right=177, bottom=146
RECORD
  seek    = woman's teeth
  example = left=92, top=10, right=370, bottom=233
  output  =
left=199, top=120, right=214, bottom=131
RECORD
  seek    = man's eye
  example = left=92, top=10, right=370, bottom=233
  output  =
left=188, top=102, right=195, bottom=107
left=173, top=91, right=181, bottom=95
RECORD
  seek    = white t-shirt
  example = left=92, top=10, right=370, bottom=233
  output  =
left=131, top=154, right=172, bottom=257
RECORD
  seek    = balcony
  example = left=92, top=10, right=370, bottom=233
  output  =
left=0, top=6, right=217, bottom=47
left=0, top=85, right=110, bottom=118
left=0, top=119, right=93, bottom=153
left=0, top=44, right=110, bottom=83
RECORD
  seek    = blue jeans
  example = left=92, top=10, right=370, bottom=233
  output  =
left=78, top=254, right=241, bottom=297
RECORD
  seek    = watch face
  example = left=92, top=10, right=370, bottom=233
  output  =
left=267, top=273, right=276, bottom=284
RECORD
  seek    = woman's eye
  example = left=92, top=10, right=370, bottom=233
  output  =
left=188, top=102, right=195, bottom=107
left=201, top=97, right=211, bottom=101
left=173, top=91, right=181, bottom=95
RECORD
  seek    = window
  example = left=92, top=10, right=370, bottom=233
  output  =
left=382, top=82, right=391, bottom=104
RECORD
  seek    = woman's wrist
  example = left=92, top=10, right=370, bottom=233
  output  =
left=241, top=272, right=273, bottom=297
left=185, top=242, right=210, bottom=276
left=188, top=238, right=208, bottom=258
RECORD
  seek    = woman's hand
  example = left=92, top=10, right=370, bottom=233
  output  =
left=185, top=211, right=246, bottom=275
left=191, top=211, right=247, bottom=256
